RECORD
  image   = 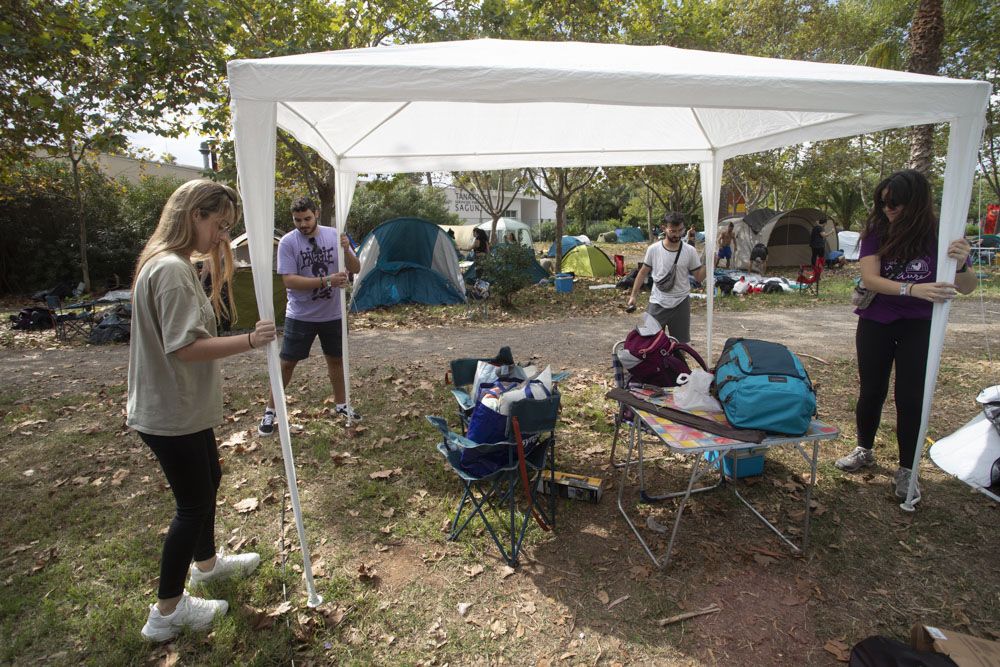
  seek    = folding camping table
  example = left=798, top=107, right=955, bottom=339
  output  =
left=615, top=388, right=839, bottom=568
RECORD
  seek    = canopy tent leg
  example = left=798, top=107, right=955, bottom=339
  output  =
left=902, top=112, right=987, bottom=511
left=334, top=170, right=358, bottom=425
left=233, top=98, right=323, bottom=606
left=699, top=157, right=724, bottom=361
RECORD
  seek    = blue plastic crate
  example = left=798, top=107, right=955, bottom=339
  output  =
left=703, top=448, right=765, bottom=479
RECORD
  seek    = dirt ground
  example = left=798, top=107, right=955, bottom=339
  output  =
left=2, top=299, right=997, bottom=665
left=1, top=299, right=994, bottom=391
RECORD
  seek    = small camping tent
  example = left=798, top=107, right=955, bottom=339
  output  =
left=351, top=217, right=466, bottom=311
left=560, top=244, right=615, bottom=277
left=476, top=218, right=534, bottom=249
left=838, top=231, right=861, bottom=260
left=722, top=208, right=838, bottom=268
left=230, top=231, right=287, bottom=327
left=615, top=227, right=646, bottom=243
left=439, top=225, right=477, bottom=252
left=546, top=235, right=586, bottom=258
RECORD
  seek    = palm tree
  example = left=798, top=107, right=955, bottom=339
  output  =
left=820, top=182, right=865, bottom=231
left=906, top=0, right=945, bottom=175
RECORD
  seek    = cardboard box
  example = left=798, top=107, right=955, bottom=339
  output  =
left=911, top=624, right=1000, bottom=667
left=536, top=470, right=603, bottom=503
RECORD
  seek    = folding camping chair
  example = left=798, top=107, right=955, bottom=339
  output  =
left=45, top=295, right=94, bottom=341
left=447, top=357, right=486, bottom=434
left=609, top=340, right=666, bottom=473
left=427, top=393, right=560, bottom=566
left=796, top=257, right=824, bottom=296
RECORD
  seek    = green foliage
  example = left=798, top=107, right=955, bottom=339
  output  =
left=537, top=221, right=558, bottom=242
left=818, top=181, right=865, bottom=231
left=965, top=223, right=980, bottom=237
left=476, top=243, right=537, bottom=307
left=348, top=177, right=460, bottom=241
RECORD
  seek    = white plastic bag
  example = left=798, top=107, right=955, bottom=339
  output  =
left=499, top=366, right=554, bottom=415
left=672, top=369, right=722, bottom=412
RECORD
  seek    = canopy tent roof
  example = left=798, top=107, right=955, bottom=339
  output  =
left=229, top=40, right=991, bottom=595
left=228, top=39, right=988, bottom=173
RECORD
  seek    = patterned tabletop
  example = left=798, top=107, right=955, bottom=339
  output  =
left=629, top=387, right=839, bottom=454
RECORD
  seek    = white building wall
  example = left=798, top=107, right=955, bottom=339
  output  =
left=442, top=186, right=548, bottom=228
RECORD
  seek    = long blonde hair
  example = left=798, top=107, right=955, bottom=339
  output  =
left=133, top=179, right=238, bottom=321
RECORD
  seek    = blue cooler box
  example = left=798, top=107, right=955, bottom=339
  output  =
left=554, top=273, right=573, bottom=293
left=703, top=448, right=765, bottom=479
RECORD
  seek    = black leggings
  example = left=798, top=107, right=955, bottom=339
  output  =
left=855, top=317, right=931, bottom=469
left=139, top=429, right=221, bottom=599
left=810, top=247, right=824, bottom=267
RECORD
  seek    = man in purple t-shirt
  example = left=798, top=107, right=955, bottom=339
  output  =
left=259, top=197, right=361, bottom=435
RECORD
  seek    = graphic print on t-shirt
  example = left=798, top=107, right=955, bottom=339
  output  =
left=300, top=242, right=336, bottom=301
left=884, top=257, right=931, bottom=284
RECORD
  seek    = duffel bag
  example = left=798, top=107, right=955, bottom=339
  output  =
left=619, top=327, right=708, bottom=387
left=713, top=338, right=816, bottom=435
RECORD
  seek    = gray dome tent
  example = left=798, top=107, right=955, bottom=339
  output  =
left=721, top=208, right=838, bottom=269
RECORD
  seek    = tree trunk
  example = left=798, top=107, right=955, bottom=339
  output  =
left=906, top=0, right=944, bottom=176
left=490, top=215, right=500, bottom=245
left=317, top=164, right=336, bottom=227
left=554, top=200, right=565, bottom=274
left=70, top=150, right=91, bottom=293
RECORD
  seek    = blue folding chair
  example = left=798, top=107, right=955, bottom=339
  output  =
left=427, top=393, right=560, bottom=566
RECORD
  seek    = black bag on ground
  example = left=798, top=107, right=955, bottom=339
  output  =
left=715, top=275, right=737, bottom=295
left=10, top=307, right=53, bottom=330
left=88, top=304, right=131, bottom=344
left=849, top=636, right=957, bottom=666
left=616, top=263, right=652, bottom=291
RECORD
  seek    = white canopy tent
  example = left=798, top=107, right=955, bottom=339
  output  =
left=229, top=40, right=990, bottom=596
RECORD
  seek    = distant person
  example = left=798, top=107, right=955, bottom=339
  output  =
left=835, top=169, right=975, bottom=504
left=810, top=218, right=833, bottom=267
left=718, top=222, right=735, bottom=268
left=472, top=228, right=490, bottom=256
left=128, top=180, right=276, bottom=641
left=505, top=232, right=517, bottom=245
left=685, top=227, right=697, bottom=246
left=625, top=212, right=706, bottom=342
left=749, top=242, right=768, bottom=274
left=259, top=196, right=361, bottom=437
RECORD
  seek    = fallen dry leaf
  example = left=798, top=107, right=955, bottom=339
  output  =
left=357, top=562, right=378, bottom=582
left=465, top=564, right=485, bottom=578
left=596, top=590, right=610, bottom=605
left=369, top=468, right=402, bottom=480
left=823, top=639, right=851, bottom=662
left=233, top=497, right=259, bottom=513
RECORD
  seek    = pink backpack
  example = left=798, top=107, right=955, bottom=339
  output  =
left=618, top=328, right=708, bottom=386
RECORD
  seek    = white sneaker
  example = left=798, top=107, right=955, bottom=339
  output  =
left=894, top=467, right=922, bottom=504
left=835, top=446, right=875, bottom=472
left=140, top=592, right=228, bottom=642
left=189, top=551, right=261, bottom=587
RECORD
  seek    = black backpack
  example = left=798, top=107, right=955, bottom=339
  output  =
left=10, top=307, right=53, bottom=331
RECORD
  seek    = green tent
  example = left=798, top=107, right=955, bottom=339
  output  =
left=560, top=244, right=615, bottom=277
left=230, top=269, right=287, bottom=329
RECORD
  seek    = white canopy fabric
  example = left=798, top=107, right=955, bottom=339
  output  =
left=230, top=39, right=990, bottom=581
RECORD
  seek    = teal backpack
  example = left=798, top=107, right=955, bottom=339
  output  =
left=713, top=338, right=816, bottom=436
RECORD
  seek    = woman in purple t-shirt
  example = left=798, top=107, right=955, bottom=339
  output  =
left=835, top=169, right=975, bottom=504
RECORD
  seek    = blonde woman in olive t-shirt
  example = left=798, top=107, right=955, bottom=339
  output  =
left=127, top=180, right=276, bottom=642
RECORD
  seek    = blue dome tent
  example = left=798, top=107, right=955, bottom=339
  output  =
left=350, top=217, right=467, bottom=311
left=614, top=227, right=646, bottom=243
left=545, top=235, right=585, bottom=258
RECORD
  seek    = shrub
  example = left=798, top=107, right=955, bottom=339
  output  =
left=476, top=243, right=537, bottom=307
left=965, top=223, right=981, bottom=237
left=537, top=221, right=557, bottom=242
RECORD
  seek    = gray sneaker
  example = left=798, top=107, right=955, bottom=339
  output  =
left=140, top=593, right=227, bottom=642
left=258, top=409, right=275, bottom=436
left=894, top=467, right=922, bottom=504
left=835, top=446, right=875, bottom=472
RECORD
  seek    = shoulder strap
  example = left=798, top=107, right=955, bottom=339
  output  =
left=606, top=387, right=766, bottom=443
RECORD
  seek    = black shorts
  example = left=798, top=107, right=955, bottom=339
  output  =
left=280, top=317, right=344, bottom=361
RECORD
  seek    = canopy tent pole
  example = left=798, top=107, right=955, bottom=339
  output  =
left=902, top=112, right=987, bottom=511
left=700, top=157, right=723, bottom=361
left=334, top=170, right=359, bottom=424
left=232, top=98, right=323, bottom=606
